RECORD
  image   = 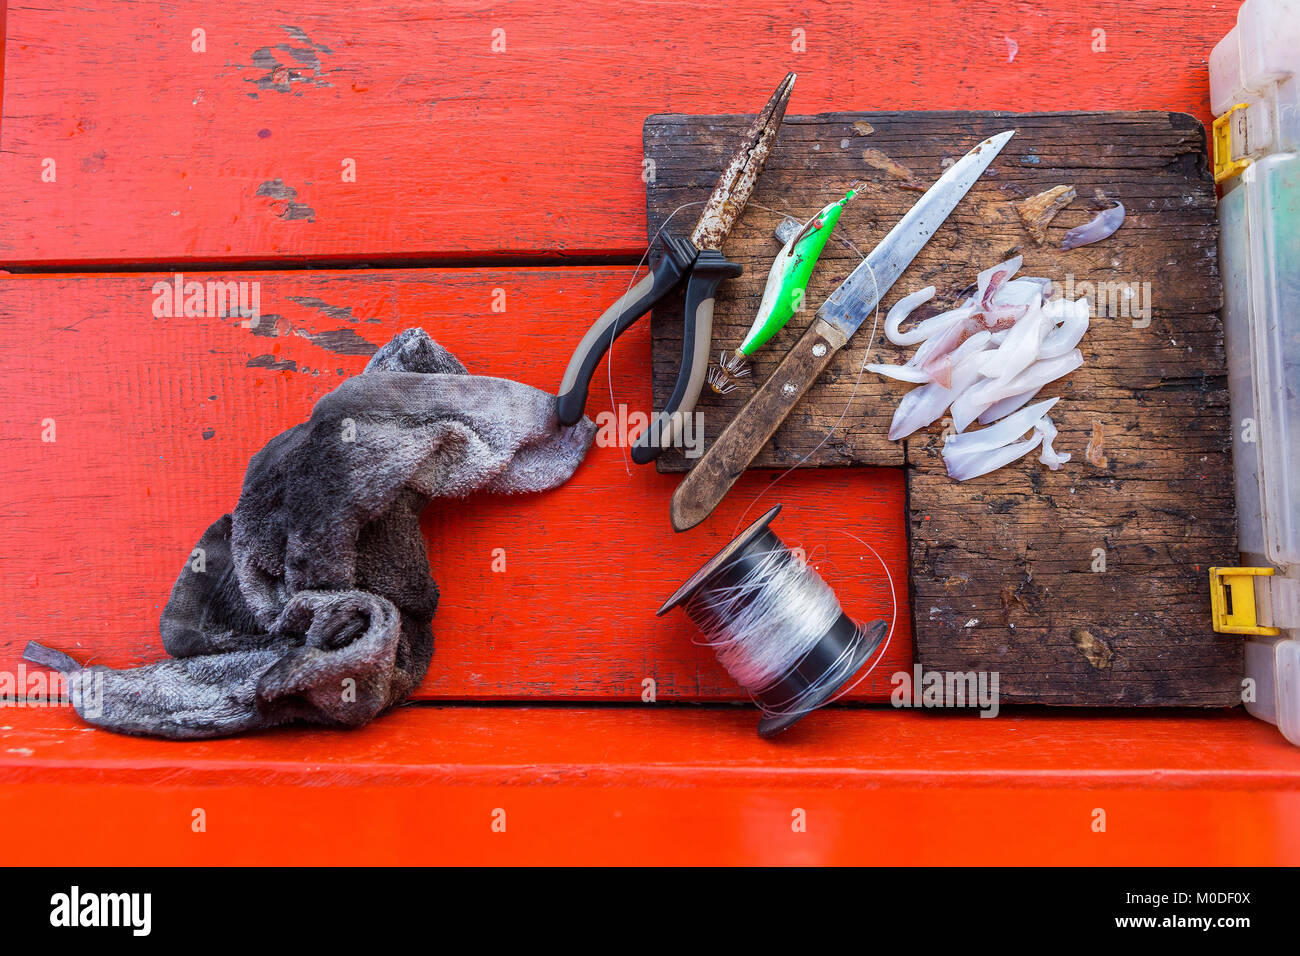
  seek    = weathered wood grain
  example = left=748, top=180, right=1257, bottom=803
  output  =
left=649, top=110, right=1239, bottom=704
left=0, top=1, right=1239, bottom=265
left=0, top=269, right=910, bottom=701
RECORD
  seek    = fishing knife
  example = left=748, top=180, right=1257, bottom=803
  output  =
left=669, top=129, right=1015, bottom=531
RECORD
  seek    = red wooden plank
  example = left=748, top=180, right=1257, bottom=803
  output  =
left=0, top=0, right=6, bottom=150
left=2, top=707, right=1298, bottom=864
left=0, top=0, right=1236, bottom=266
left=0, top=268, right=910, bottom=700
left=8, top=702, right=1298, bottom=788
left=11, top=778, right=1296, bottom=865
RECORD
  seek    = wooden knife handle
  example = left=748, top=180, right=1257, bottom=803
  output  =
left=670, top=316, right=848, bottom=531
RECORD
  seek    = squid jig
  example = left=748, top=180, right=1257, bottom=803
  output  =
left=707, top=189, right=857, bottom=394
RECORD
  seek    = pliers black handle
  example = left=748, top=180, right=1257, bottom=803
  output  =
left=556, top=233, right=741, bottom=464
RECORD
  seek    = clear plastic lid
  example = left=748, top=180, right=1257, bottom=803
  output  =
left=1219, top=185, right=1265, bottom=557
left=1210, top=0, right=1300, bottom=156
left=1242, top=154, right=1300, bottom=567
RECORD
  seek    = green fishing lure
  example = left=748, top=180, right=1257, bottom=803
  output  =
left=709, top=189, right=856, bottom=393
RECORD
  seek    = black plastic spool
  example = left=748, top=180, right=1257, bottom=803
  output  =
left=657, top=505, right=887, bottom=738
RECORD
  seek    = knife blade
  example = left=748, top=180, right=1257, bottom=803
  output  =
left=817, top=129, right=1015, bottom=339
left=669, top=129, right=1015, bottom=532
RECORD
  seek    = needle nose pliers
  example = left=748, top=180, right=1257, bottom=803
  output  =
left=555, top=73, right=796, bottom=464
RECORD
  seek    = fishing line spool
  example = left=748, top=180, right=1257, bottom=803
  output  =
left=658, top=504, right=888, bottom=737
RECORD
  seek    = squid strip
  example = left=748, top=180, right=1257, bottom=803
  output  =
left=991, top=277, right=1052, bottom=307
left=887, top=344, right=990, bottom=439
left=977, top=387, right=1041, bottom=425
left=982, top=300, right=1048, bottom=382
left=885, top=286, right=939, bottom=345
left=906, top=309, right=978, bottom=369
left=1039, top=299, right=1090, bottom=358
left=888, top=381, right=955, bottom=441
left=951, top=350, right=1082, bottom=433
left=865, top=363, right=932, bottom=383
left=944, top=434, right=1044, bottom=482
left=1036, top=415, right=1071, bottom=470
left=975, top=255, right=1023, bottom=305
left=920, top=329, right=993, bottom=389
left=944, top=398, right=1060, bottom=457
left=942, top=399, right=1059, bottom=481
left=1060, top=201, right=1125, bottom=251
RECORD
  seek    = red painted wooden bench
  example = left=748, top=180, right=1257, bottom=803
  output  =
left=2, top=0, right=1296, bottom=864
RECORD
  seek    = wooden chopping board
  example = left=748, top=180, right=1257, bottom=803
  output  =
left=647, top=110, right=1240, bottom=706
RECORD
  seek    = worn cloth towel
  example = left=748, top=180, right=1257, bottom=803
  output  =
left=24, top=329, right=596, bottom=739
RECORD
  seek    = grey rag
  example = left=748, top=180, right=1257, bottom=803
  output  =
left=24, top=329, right=596, bottom=739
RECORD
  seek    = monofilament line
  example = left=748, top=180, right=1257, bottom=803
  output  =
left=683, top=544, right=841, bottom=692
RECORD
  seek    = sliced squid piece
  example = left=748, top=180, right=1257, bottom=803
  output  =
left=975, top=255, right=1023, bottom=306
left=887, top=344, right=990, bottom=440
left=889, top=381, right=955, bottom=441
left=900, top=306, right=975, bottom=364
left=944, top=398, right=1059, bottom=456
left=977, top=386, right=1041, bottom=425
left=982, top=300, right=1049, bottom=381
left=906, top=312, right=977, bottom=369
left=865, top=363, right=932, bottom=383
left=918, top=330, right=992, bottom=389
left=1035, top=415, right=1071, bottom=470
left=1040, top=296, right=1080, bottom=322
left=948, top=390, right=986, bottom=434
left=941, top=398, right=1058, bottom=481
left=979, top=303, right=1029, bottom=330
left=1060, top=202, right=1125, bottom=251
left=984, top=278, right=1047, bottom=308
left=951, top=350, right=1082, bottom=432
left=944, top=433, right=1044, bottom=481
left=994, top=275, right=1050, bottom=300
left=1018, top=276, right=1055, bottom=295
left=884, top=286, right=938, bottom=345
left=908, top=302, right=1007, bottom=374
left=952, top=330, right=994, bottom=361
left=1039, top=298, right=1090, bottom=358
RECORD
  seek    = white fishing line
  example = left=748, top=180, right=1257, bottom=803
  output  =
left=675, top=518, right=898, bottom=727
left=821, top=530, right=898, bottom=705
left=684, top=544, right=839, bottom=690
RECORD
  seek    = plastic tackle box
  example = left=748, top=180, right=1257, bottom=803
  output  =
left=1210, top=0, right=1300, bottom=744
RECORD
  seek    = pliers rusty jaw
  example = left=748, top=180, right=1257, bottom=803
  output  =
left=554, top=72, right=796, bottom=465
left=690, top=71, right=795, bottom=252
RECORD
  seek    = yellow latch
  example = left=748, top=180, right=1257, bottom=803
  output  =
left=1210, top=567, right=1281, bottom=635
left=1213, top=104, right=1252, bottom=184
